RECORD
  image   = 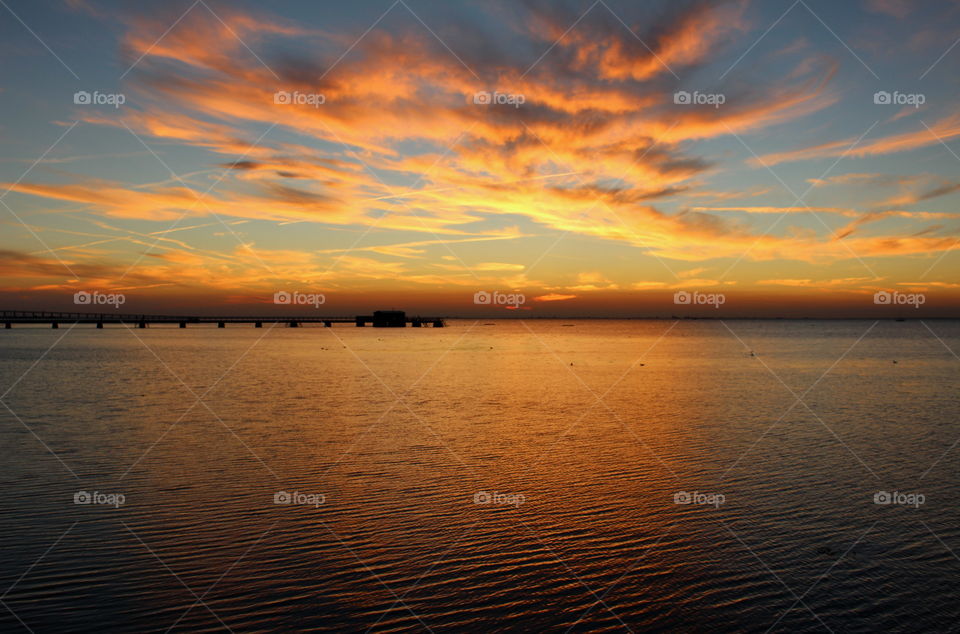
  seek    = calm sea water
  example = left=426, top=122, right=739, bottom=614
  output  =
left=0, top=320, right=958, bottom=632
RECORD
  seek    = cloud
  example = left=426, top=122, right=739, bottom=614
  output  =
left=863, top=0, right=912, bottom=18
left=4, top=0, right=850, bottom=269
left=533, top=293, right=576, bottom=302
left=806, top=172, right=921, bottom=188
left=691, top=206, right=857, bottom=215
left=757, top=277, right=875, bottom=287
left=755, top=114, right=960, bottom=166
left=4, top=0, right=958, bottom=304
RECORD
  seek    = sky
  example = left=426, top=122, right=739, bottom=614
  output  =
left=0, top=0, right=959, bottom=317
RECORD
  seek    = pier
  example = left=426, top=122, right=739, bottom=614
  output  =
left=1, top=310, right=444, bottom=328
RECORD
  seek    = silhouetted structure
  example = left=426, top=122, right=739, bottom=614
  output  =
left=372, top=310, right=406, bottom=327
left=355, top=310, right=443, bottom=327
left=1, top=310, right=444, bottom=328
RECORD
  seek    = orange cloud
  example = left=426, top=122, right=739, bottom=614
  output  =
left=533, top=293, right=577, bottom=302
left=3, top=1, right=957, bottom=308
left=756, top=114, right=960, bottom=166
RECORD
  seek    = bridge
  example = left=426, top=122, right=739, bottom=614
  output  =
left=1, top=310, right=445, bottom=328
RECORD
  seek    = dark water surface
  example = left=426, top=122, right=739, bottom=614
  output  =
left=1, top=320, right=958, bottom=632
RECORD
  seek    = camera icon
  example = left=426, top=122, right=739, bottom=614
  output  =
left=73, top=91, right=91, bottom=105
left=74, top=291, right=91, bottom=304
left=673, top=291, right=691, bottom=305
left=74, top=490, right=92, bottom=504
left=474, top=490, right=491, bottom=504
left=673, top=91, right=691, bottom=105
left=673, top=491, right=692, bottom=504
left=873, top=91, right=891, bottom=105
left=873, top=290, right=891, bottom=305
left=274, top=291, right=291, bottom=305
left=274, top=491, right=291, bottom=504
left=873, top=490, right=892, bottom=505
left=474, top=291, right=492, bottom=304
left=473, top=91, right=491, bottom=105
left=274, top=90, right=291, bottom=105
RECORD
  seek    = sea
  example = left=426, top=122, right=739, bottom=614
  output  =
left=0, top=319, right=958, bottom=632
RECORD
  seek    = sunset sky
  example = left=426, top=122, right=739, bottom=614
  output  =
left=1, top=0, right=959, bottom=316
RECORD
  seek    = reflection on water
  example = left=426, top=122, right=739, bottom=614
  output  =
left=0, top=320, right=958, bottom=632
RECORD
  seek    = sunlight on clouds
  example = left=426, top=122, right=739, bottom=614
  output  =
left=1, top=0, right=958, bottom=308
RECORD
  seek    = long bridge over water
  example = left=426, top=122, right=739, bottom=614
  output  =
left=1, top=310, right=444, bottom=329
